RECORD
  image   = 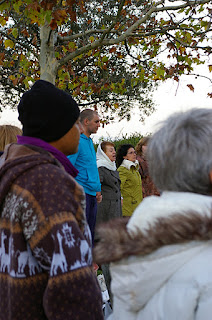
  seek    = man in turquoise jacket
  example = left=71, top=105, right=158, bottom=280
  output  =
left=68, top=109, right=102, bottom=244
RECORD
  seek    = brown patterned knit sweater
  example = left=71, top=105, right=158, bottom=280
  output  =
left=0, top=143, right=103, bottom=320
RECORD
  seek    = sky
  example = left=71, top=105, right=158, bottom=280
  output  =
left=0, top=60, right=211, bottom=143
left=93, top=60, right=212, bottom=142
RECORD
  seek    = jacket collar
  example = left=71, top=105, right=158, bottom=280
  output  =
left=81, top=133, right=91, bottom=140
left=94, top=192, right=212, bottom=265
left=120, top=159, right=139, bottom=170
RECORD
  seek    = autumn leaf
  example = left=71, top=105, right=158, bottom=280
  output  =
left=0, top=15, right=7, bottom=26
left=4, top=39, right=14, bottom=48
left=89, top=36, right=95, bottom=43
left=207, top=93, right=212, bottom=98
left=209, top=65, right=212, bottom=73
left=53, top=9, right=67, bottom=22
left=50, top=19, right=57, bottom=30
left=67, top=0, right=77, bottom=5
left=102, top=56, right=108, bottom=62
left=32, top=35, right=37, bottom=45
left=0, top=52, right=5, bottom=65
left=109, top=47, right=116, bottom=53
left=12, top=28, right=18, bottom=38
left=21, top=28, right=29, bottom=37
left=187, top=84, right=194, bottom=92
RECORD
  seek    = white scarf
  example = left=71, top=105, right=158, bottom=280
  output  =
left=96, top=144, right=116, bottom=171
left=120, top=159, right=139, bottom=171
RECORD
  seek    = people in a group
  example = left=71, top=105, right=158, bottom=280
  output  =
left=0, top=124, right=22, bottom=155
left=68, top=109, right=102, bottom=245
left=0, top=80, right=103, bottom=320
left=135, top=136, right=160, bottom=197
left=94, top=108, right=212, bottom=320
left=96, top=141, right=122, bottom=301
left=116, top=144, right=142, bottom=216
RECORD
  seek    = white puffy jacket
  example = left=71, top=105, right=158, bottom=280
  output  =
left=94, top=192, right=212, bottom=320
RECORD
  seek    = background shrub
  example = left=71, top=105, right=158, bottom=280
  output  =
left=94, top=132, right=145, bottom=151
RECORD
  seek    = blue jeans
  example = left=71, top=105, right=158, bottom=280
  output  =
left=85, top=193, right=97, bottom=246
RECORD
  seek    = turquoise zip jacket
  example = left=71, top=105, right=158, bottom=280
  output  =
left=68, top=134, right=101, bottom=196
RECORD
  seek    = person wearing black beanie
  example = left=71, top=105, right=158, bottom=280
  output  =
left=0, top=80, right=104, bottom=320
left=18, top=79, right=80, bottom=142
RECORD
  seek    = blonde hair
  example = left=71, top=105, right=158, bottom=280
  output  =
left=0, top=125, right=22, bottom=151
left=135, top=136, right=150, bottom=156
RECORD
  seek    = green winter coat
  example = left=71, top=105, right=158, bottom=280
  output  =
left=118, top=160, right=143, bottom=216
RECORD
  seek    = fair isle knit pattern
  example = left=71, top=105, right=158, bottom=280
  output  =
left=0, top=143, right=103, bottom=320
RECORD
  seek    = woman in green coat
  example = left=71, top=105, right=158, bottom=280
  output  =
left=117, top=144, right=143, bottom=216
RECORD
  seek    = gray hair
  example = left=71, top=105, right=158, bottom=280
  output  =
left=147, top=108, right=212, bottom=195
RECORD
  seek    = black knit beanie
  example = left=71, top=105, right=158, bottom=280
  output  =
left=18, top=80, right=80, bottom=142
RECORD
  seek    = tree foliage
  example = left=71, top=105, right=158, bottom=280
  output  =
left=0, top=0, right=211, bottom=121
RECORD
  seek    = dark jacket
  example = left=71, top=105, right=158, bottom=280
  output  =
left=96, top=167, right=122, bottom=226
left=0, top=143, right=103, bottom=320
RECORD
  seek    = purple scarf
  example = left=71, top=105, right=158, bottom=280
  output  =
left=17, top=136, right=78, bottom=178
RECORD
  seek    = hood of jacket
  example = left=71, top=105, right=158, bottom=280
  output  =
left=0, top=143, right=62, bottom=206
left=94, top=191, right=212, bottom=312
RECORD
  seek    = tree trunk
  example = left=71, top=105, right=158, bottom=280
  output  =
left=40, top=23, right=58, bottom=84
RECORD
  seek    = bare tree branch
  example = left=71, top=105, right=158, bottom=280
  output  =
left=188, top=73, right=212, bottom=83
left=57, top=29, right=120, bottom=42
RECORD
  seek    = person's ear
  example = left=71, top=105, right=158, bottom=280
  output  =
left=84, top=118, right=90, bottom=126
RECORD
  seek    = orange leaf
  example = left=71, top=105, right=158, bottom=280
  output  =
left=53, top=9, right=67, bottom=21
left=187, top=84, right=194, bottom=92
left=109, top=47, right=116, bottom=53
left=21, top=28, right=29, bottom=37
left=50, top=19, right=58, bottom=30
left=12, top=78, right=18, bottom=86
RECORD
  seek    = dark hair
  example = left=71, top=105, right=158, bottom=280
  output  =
left=135, top=136, right=150, bottom=156
left=101, top=141, right=114, bottom=153
left=116, top=144, right=134, bottom=168
left=80, top=109, right=98, bottom=123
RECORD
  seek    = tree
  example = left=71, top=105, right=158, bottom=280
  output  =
left=0, top=0, right=211, bottom=121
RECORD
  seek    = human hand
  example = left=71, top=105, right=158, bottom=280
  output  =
left=96, top=192, right=102, bottom=203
